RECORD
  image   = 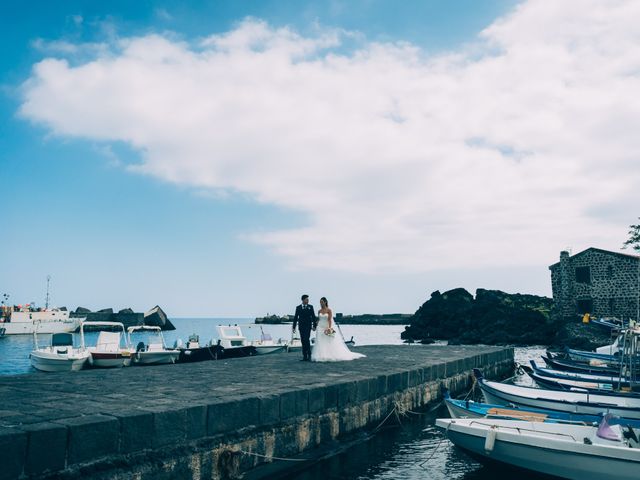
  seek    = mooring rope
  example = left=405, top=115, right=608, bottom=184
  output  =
left=418, top=437, right=447, bottom=468
left=237, top=449, right=308, bottom=462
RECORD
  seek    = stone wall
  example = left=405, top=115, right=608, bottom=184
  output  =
left=550, top=248, right=640, bottom=320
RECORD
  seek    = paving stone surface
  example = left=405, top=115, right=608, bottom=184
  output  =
left=0, top=345, right=509, bottom=427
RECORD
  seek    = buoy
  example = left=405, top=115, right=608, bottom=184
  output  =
left=484, top=427, right=497, bottom=452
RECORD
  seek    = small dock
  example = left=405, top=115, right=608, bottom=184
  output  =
left=0, top=345, right=513, bottom=479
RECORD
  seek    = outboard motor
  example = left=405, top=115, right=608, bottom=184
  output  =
left=136, top=341, right=146, bottom=353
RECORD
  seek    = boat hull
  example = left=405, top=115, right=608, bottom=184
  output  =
left=177, top=345, right=223, bottom=363
left=253, top=345, right=287, bottom=355
left=444, top=397, right=640, bottom=428
left=134, top=351, right=180, bottom=365
left=30, top=351, right=89, bottom=372
left=437, top=419, right=640, bottom=480
left=89, top=352, right=132, bottom=368
left=218, top=346, right=256, bottom=359
left=543, top=355, right=624, bottom=376
left=2, top=318, right=80, bottom=335
left=479, top=378, right=640, bottom=419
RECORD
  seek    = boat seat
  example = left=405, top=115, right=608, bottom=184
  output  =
left=95, top=331, right=122, bottom=352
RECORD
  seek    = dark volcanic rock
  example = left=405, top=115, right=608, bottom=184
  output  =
left=554, top=321, right=613, bottom=350
left=402, top=288, right=555, bottom=346
left=118, top=308, right=134, bottom=314
left=74, top=307, right=92, bottom=314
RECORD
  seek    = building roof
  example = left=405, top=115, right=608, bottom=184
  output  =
left=549, top=247, right=639, bottom=269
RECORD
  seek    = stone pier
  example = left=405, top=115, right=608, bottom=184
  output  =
left=0, top=344, right=513, bottom=479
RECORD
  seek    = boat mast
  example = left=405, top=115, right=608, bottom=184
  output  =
left=45, top=275, right=51, bottom=310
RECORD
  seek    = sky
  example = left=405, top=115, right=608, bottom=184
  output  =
left=2, top=0, right=639, bottom=317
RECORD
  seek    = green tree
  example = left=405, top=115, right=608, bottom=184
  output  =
left=624, top=218, right=640, bottom=252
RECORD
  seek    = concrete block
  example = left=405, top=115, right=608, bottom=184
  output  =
left=337, top=382, right=357, bottom=408
left=308, top=388, right=325, bottom=414
left=0, top=426, right=26, bottom=480
left=150, top=408, right=187, bottom=448
left=376, top=374, right=388, bottom=395
left=386, top=372, right=403, bottom=392
left=367, top=378, right=378, bottom=401
left=279, top=389, right=308, bottom=418
left=408, top=369, right=422, bottom=387
left=323, top=384, right=338, bottom=410
left=56, top=414, right=119, bottom=465
left=109, top=410, right=153, bottom=454
left=258, top=395, right=280, bottom=425
left=185, top=404, right=207, bottom=440
left=208, top=397, right=260, bottom=435
left=23, top=422, right=67, bottom=476
left=355, top=379, right=369, bottom=402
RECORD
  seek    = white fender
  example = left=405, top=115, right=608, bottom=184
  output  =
left=484, top=427, right=497, bottom=452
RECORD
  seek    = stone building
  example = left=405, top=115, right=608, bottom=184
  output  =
left=549, top=248, right=640, bottom=320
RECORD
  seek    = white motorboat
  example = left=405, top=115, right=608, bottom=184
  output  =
left=29, top=332, right=90, bottom=372
left=0, top=306, right=82, bottom=335
left=82, top=321, right=133, bottom=368
left=216, top=325, right=256, bottom=358
left=127, top=326, right=179, bottom=365
left=436, top=416, right=640, bottom=480
left=248, top=326, right=287, bottom=355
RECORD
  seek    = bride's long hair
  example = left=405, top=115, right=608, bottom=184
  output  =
left=320, top=297, right=329, bottom=307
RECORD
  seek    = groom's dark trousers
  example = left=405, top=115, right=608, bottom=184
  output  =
left=293, top=304, right=317, bottom=360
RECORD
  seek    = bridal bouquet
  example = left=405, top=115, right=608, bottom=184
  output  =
left=324, top=327, right=336, bottom=337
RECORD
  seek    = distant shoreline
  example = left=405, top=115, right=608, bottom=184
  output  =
left=255, top=313, right=411, bottom=325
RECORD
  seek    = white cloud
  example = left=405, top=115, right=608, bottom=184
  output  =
left=19, top=2, right=640, bottom=272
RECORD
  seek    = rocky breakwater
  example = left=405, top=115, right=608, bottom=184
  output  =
left=71, top=305, right=175, bottom=330
left=402, top=288, right=612, bottom=349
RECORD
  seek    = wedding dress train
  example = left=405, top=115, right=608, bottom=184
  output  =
left=311, top=313, right=366, bottom=362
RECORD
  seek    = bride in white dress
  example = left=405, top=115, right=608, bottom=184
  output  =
left=311, top=297, right=366, bottom=362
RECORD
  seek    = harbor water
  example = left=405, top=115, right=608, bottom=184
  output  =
left=0, top=318, right=407, bottom=375
left=0, top=319, right=543, bottom=479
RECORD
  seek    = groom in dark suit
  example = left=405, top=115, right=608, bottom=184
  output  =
left=293, top=294, right=317, bottom=361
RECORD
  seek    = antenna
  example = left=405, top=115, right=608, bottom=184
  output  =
left=45, top=275, right=51, bottom=310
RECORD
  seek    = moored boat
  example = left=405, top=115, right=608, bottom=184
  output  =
left=241, top=325, right=288, bottom=355
left=216, top=325, right=257, bottom=358
left=521, top=364, right=636, bottom=394
left=83, top=321, right=133, bottom=368
left=474, top=369, right=640, bottom=419
left=436, top=416, right=640, bottom=480
left=175, top=334, right=224, bottom=363
left=543, top=353, right=625, bottom=376
left=29, top=332, right=90, bottom=372
left=528, top=360, right=631, bottom=386
left=1, top=305, right=82, bottom=335
left=443, top=391, right=640, bottom=429
left=127, top=326, right=179, bottom=365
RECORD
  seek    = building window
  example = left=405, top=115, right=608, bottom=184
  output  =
left=609, top=298, right=615, bottom=313
left=575, top=266, right=591, bottom=284
left=577, top=298, right=593, bottom=314
left=607, top=265, right=613, bottom=279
